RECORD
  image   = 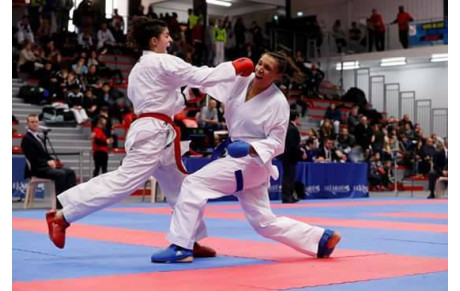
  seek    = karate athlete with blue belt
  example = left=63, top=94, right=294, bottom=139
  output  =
left=45, top=17, right=254, bottom=259
left=151, top=52, right=341, bottom=263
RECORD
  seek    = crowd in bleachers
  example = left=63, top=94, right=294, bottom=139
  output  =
left=13, top=2, right=445, bottom=192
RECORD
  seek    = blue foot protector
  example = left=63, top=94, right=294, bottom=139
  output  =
left=317, top=229, right=338, bottom=258
left=151, top=244, right=193, bottom=263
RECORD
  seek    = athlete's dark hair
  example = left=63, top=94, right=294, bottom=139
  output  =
left=127, top=16, right=168, bottom=52
left=263, top=51, right=305, bottom=83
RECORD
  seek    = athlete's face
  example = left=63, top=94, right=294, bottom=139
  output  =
left=151, top=28, right=172, bottom=53
left=254, top=54, right=282, bottom=88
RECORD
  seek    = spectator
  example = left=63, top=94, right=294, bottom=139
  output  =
left=43, top=40, right=62, bottom=69
left=65, top=84, right=89, bottom=124
left=347, top=105, right=360, bottom=134
left=349, top=21, right=362, bottom=42
left=323, top=103, right=341, bottom=135
left=85, top=64, right=102, bottom=89
left=234, top=17, right=246, bottom=57
left=36, top=18, right=51, bottom=44
left=337, top=127, right=355, bottom=156
left=402, top=122, right=415, bottom=141
left=17, top=40, right=42, bottom=75
left=303, top=137, right=319, bottom=162
left=355, top=116, right=374, bottom=157
left=72, top=57, right=89, bottom=76
left=111, top=8, right=125, bottom=32
left=427, top=140, right=447, bottom=199
left=332, top=20, right=347, bottom=53
left=97, top=22, right=116, bottom=52
left=316, top=137, right=345, bottom=162
left=99, top=82, right=125, bottom=122
left=419, top=138, right=436, bottom=175
left=77, top=27, right=94, bottom=52
left=368, top=151, right=386, bottom=190
left=370, top=9, right=386, bottom=51
left=204, top=18, right=216, bottom=66
left=146, top=5, right=158, bottom=19
left=372, top=123, right=385, bottom=155
left=92, top=117, right=112, bottom=177
left=57, top=0, right=73, bottom=32
left=391, top=5, right=414, bottom=49
left=398, top=113, right=414, bottom=129
left=92, top=106, right=118, bottom=148
left=214, top=19, right=227, bottom=65
left=198, top=99, right=219, bottom=129
left=17, top=16, right=35, bottom=45
left=319, top=119, right=334, bottom=142
left=82, top=88, right=99, bottom=118
left=191, top=18, right=205, bottom=66
left=279, top=111, right=304, bottom=203
left=305, top=63, right=325, bottom=97
left=250, top=21, right=264, bottom=61
left=21, top=114, right=76, bottom=209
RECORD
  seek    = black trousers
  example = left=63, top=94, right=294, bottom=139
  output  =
left=399, top=29, right=409, bottom=49
left=429, top=169, right=445, bottom=195
left=93, top=151, right=108, bottom=177
left=281, top=161, right=297, bottom=202
left=35, top=167, right=76, bottom=209
left=375, top=32, right=385, bottom=51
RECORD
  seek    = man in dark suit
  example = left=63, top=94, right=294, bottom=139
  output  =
left=21, top=114, right=76, bottom=208
left=427, top=141, right=447, bottom=199
left=279, top=111, right=304, bottom=203
left=316, top=137, right=346, bottom=163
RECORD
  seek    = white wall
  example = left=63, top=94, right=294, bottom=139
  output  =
left=372, top=62, right=448, bottom=109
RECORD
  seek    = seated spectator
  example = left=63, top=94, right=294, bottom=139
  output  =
left=305, top=63, right=325, bottom=97
left=97, top=22, right=116, bottom=53
left=347, top=105, right=360, bottom=134
left=323, top=103, right=341, bottom=135
left=419, top=137, right=436, bottom=175
left=332, top=19, right=347, bottom=53
left=17, top=16, right=35, bottom=45
left=197, top=99, right=220, bottom=129
left=372, top=123, right=385, bottom=155
left=85, top=64, right=103, bottom=90
left=398, top=113, right=414, bottom=130
left=316, top=137, right=346, bottom=162
left=77, top=26, right=94, bottom=52
left=82, top=88, right=100, bottom=119
left=65, top=71, right=84, bottom=93
left=43, top=40, right=62, bottom=69
left=87, top=50, right=99, bottom=67
left=92, top=117, right=112, bottom=177
left=17, top=40, right=43, bottom=76
left=302, top=138, right=319, bottom=162
left=72, top=57, right=89, bottom=76
left=20, top=114, right=76, bottom=209
left=99, top=83, right=125, bottom=122
left=337, top=127, right=355, bottom=155
left=402, top=122, right=415, bottom=141
left=36, top=18, right=51, bottom=44
left=319, top=118, right=334, bottom=142
left=65, top=84, right=89, bottom=124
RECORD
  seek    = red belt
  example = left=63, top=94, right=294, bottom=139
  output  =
left=136, top=113, right=188, bottom=174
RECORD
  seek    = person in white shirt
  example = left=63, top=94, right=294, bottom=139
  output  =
left=151, top=51, right=341, bottom=263
left=97, top=22, right=116, bottom=51
left=17, top=16, right=35, bottom=45
left=45, top=17, right=254, bottom=259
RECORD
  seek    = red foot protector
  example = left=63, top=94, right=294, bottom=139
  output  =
left=12, top=252, right=447, bottom=291
left=109, top=208, right=448, bottom=233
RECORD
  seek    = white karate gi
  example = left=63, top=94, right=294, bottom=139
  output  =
left=167, top=74, right=325, bottom=256
left=58, top=50, right=236, bottom=244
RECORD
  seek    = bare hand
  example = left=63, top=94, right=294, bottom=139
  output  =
left=48, top=160, right=57, bottom=168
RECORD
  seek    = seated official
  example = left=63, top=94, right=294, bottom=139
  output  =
left=21, top=114, right=76, bottom=209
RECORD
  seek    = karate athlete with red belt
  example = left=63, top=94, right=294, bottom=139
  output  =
left=45, top=17, right=254, bottom=259
left=151, top=52, right=341, bottom=263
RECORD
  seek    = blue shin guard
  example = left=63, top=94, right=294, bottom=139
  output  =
left=151, top=244, right=193, bottom=263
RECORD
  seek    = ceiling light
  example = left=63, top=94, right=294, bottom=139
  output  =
left=380, top=57, right=406, bottom=67
left=297, top=11, right=303, bottom=17
left=336, top=61, right=359, bottom=70
left=430, top=53, right=448, bottom=62
left=206, top=0, right=232, bottom=7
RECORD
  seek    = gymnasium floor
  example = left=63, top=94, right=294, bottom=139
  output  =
left=12, top=197, right=448, bottom=290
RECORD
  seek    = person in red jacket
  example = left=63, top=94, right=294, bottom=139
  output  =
left=370, top=9, right=386, bottom=51
left=391, top=6, right=414, bottom=49
left=92, top=117, right=112, bottom=177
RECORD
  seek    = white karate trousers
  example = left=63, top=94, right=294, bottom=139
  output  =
left=167, top=155, right=325, bottom=256
left=58, top=117, right=208, bottom=241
